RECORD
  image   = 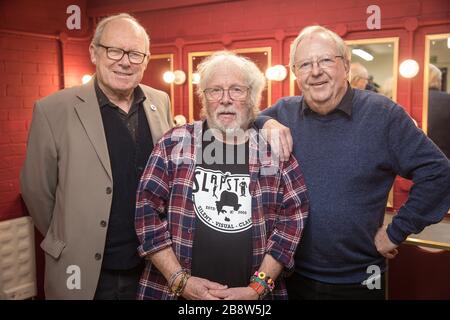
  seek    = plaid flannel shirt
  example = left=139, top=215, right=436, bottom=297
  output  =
left=135, top=121, right=309, bottom=300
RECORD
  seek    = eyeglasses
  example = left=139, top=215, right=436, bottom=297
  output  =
left=294, top=55, right=344, bottom=73
left=203, top=86, right=249, bottom=102
left=97, top=44, right=147, bottom=64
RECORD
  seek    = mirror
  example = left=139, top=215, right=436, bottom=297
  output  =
left=289, top=37, right=399, bottom=208
left=143, top=54, right=174, bottom=109
left=423, top=33, right=450, bottom=214
left=423, top=33, right=450, bottom=159
left=345, top=38, right=399, bottom=102
left=188, top=47, right=271, bottom=122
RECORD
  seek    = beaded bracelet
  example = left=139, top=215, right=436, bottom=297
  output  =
left=255, top=271, right=275, bottom=291
left=248, top=281, right=266, bottom=299
left=248, top=271, right=275, bottom=299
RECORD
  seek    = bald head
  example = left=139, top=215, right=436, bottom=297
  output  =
left=91, top=13, right=150, bottom=53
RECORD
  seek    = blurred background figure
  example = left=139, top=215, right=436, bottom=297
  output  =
left=350, top=62, right=369, bottom=90
left=380, top=77, right=393, bottom=99
left=366, top=75, right=379, bottom=93
left=428, top=63, right=450, bottom=158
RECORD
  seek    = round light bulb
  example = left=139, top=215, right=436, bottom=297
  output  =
left=399, top=59, right=419, bottom=78
left=173, top=70, right=186, bottom=85
left=192, top=73, right=201, bottom=84
left=163, top=71, right=175, bottom=83
left=81, top=74, right=92, bottom=84
left=265, top=65, right=287, bottom=81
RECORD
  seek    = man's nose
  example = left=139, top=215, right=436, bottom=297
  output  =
left=219, top=89, right=232, bottom=104
left=310, top=62, right=323, bottom=76
left=118, top=53, right=132, bottom=66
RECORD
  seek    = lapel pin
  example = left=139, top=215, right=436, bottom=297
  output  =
left=150, top=104, right=157, bottom=111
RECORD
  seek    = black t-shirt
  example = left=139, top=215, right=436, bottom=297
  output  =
left=191, top=124, right=253, bottom=288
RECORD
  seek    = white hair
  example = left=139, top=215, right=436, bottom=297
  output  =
left=289, top=25, right=351, bottom=73
left=196, top=51, right=266, bottom=121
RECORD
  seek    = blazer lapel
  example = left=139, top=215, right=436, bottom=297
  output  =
left=142, top=92, right=164, bottom=145
left=74, top=81, right=112, bottom=180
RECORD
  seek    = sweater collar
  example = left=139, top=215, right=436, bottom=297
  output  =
left=301, top=82, right=354, bottom=118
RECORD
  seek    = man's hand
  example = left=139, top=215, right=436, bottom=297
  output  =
left=374, top=226, right=399, bottom=259
left=181, top=276, right=227, bottom=300
left=208, top=286, right=259, bottom=300
left=261, top=119, right=293, bottom=161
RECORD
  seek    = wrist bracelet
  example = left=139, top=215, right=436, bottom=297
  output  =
left=168, top=269, right=185, bottom=292
left=249, top=271, right=275, bottom=298
left=248, top=281, right=266, bottom=299
left=174, top=272, right=190, bottom=296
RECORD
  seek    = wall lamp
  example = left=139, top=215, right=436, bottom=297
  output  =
left=163, top=70, right=186, bottom=85
left=265, top=65, right=287, bottom=81
left=399, top=59, right=419, bottom=78
left=81, top=74, right=92, bottom=84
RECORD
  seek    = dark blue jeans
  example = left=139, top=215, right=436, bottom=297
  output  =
left=286, top=272, right=386, bottom=300
left=94, top=264, right=144, bottom=300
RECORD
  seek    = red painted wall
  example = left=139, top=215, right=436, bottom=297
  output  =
left=0, top=0, right=448, bottom=299
left=0, top=0, right=92, bottom=222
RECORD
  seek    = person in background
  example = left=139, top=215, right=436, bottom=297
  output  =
left=428, top=63, right=450, bottom=157
left=20, top=13, right=173, bottom=299
left=350, top=62, right=369, bottom=90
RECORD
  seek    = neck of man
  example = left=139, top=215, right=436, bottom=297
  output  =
left=98, top=81, right=134, bottom=113
left=307, top=81, right=348, bottom=115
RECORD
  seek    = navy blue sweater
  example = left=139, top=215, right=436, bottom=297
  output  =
left=258, top=88, right=450, bottom=284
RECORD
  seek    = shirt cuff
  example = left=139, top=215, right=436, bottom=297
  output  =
left=137, top=232, right=173, bottom=257
left=386, top=220, right=409, bottom=245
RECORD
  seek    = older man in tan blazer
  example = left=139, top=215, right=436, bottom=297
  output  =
left=20, top=14, right=173, bottom=299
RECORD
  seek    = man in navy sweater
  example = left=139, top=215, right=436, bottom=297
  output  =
left=257, top=25, right=450, bottom=299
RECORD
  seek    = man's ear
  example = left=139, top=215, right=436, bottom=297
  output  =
left=142, top=53, right=150, bottom=70
left=89, top=44, right=97, bottom=65
left=343, top=61, right=351, bottom=81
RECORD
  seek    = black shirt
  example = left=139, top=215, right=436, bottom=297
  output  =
left=95, top=80, right=154, bottom=270
left=95, top=80, right=145, bottom=143
left=191, top=122, right=253, bottom=287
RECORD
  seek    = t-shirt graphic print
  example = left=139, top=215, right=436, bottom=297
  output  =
left=192, top=167, right=252, bottom=233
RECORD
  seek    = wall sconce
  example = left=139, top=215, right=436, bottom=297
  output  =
left=163, top=70, right=186, bottom=85
left=265, top=65, right=287, bottom=81
left=174, top=114, right=187, bottom=127
left=351, top=48, right=374, bottom=61
left=399, top=59, right=419, bottom=78
left=192, top=72, right=201, bottom=85
left=81, top=74, right=92, bottom=84
left=447, top=37, right=450, bottom=49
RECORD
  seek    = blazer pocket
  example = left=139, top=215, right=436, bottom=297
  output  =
left=40, top=232, right=66, bottom=259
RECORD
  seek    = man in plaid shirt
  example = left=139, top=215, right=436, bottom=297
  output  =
left=135, top=51, right=309, bottom=300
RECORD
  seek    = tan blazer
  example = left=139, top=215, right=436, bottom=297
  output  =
left=20, top=80, right=174, bottom=299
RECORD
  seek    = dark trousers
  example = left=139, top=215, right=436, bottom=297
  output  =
left=286, top=272, right=386, bottom=300
left=94, top=264, right=144, bottom=300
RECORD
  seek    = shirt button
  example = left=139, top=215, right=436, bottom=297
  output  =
left=100, top=220, right=107, bottom=228
left=106, top=187, right=112, bottom=194
left=95, top=253, right=102, bottom=260
left=187, top=228, right=192, bottom=234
